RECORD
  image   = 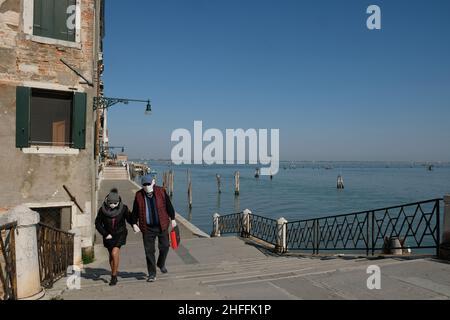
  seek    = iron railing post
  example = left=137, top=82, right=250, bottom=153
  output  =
left=315, top=219, right=319, bottom=255
left=371, top=211, right=375, bottom=256
left=366, top=211, right=369, bottom=256
left=312, top=220, right=316, bottom=254
left=436, top=200, right=441, bottom=257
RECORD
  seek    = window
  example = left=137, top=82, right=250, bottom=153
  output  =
left=30, top=89, right=73, bottom=147
left=16, top=87, right=87, bottom=149
left=33, top=0, right=76, bottom=42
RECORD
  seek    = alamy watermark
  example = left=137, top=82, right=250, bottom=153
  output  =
left=66, top=265, right=82, bottom=290
left=366, top=265, right=381, bottom=290
left=367, top=5, right=381, bottom=30
left=66, top=5, right=77, bottom=31
left=171, top=121, right=279, bottom=176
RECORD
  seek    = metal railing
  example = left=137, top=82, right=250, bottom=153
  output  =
left=0, top=222, right=17, bottom=300
left=218, top=212, right=278, bottom=246
left=247, top=214, right=278, bottom=245
left=218, top=212, right=243, bottom=235
left=37, top=223, right=74, bottom=289
left=287, top=199, right=442, bottom=255
left=216, top=199, right=442, bottom=256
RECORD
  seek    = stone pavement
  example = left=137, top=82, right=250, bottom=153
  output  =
left=60, top=235, right=450, bottom=300
left=48, top=178, right=450, bottom=300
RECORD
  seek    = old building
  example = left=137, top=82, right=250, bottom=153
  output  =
left=0, top=0, right=105, bottom=257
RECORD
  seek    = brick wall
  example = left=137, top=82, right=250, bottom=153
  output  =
left=0, top=0, right=97, bottom=87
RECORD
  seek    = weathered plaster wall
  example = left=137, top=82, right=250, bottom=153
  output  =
left=0, top=0, right=100, bottom=249
left=0, top=0, right=95, bottom=84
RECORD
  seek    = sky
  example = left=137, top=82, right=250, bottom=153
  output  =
left=103, top=0, right=450, bottom=161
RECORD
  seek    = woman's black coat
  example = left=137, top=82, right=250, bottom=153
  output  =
left=95, top=204, right=133, bottom=249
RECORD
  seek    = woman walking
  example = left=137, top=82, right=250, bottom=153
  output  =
left=95, top=188, right=133, bottom=286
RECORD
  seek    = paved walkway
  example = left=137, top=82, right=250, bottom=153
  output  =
left=48, top=178, right=450, bottom=300
left=60, top=236, right=450, bottom=300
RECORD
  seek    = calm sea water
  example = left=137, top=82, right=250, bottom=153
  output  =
left=133, top=161, right=450, bottom=234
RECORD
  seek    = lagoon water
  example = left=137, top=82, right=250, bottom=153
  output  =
left=133, top=161, right=450, bottom=234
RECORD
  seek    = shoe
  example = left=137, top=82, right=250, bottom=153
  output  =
left=109, top=276, right=118, bottom=286
left=147, top=275, right=156, bottom=282
left=159, top=266, right=168, bottom=274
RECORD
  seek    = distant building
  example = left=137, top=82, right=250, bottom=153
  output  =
left=0, top=0, right=105, bottom=257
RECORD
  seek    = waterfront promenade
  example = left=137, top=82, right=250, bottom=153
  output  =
left=46, top=173, right=450, bottom=300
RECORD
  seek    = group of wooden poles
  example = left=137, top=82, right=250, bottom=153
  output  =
left=161, top=170, right=244, bottom=210
left=161, top=169, right=345, bottom=210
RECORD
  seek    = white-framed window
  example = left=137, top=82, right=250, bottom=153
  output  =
left=23, top=0, right=82, bottom=48
left=16, top=86, right=87, bottom=153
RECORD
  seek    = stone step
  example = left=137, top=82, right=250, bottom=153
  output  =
left=197, top=258, right=402, bottom=286
left=103, top=176, right=128, bottom=179
left=103, top=175, right=129, bottom=179
left=155, top=255, right=361, bottom=279
left=103, top=173, right=128, bottom=175
left=79, top=257, right=378, bottom=288
left=147, top=255, right=403, bottom=285
left=170, top=258, right=346, bottom=279
left=159, top=256, right=290, bottom=272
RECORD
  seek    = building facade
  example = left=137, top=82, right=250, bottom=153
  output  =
left=0, top=0, right=105, bottom=256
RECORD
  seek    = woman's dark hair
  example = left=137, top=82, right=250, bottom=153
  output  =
left=110, top=188, right=119, bottom=194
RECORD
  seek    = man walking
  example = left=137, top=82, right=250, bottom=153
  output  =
left=132, top=175, right=177, bottom=282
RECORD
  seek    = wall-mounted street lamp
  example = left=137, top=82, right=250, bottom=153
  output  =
left=93, top=96, right=152, bottom=115
left=94, top=96, right=152, bottom=160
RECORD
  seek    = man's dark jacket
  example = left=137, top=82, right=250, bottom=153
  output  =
left=132, top=186, right=175, bottom=233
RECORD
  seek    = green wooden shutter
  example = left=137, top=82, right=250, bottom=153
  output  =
left=33, top=0, right=43, bottom=36
left=16, top=87, right=31, bottom=148
left=55, top=0, right=75, bottom=42
left=34, top=0, right=55, bottom=38
left=72, top=92, right=87, bottom=149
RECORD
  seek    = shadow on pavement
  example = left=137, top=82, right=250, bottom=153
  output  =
left=82, top=268, right=147, bottom=283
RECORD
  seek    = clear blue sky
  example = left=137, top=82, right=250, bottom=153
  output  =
left=103, top=0, right=450, bottom=161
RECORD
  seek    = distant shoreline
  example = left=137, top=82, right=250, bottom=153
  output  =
left=130, top=159, right=450, bottom=165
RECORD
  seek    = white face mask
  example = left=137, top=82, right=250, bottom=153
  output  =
left=144, top=180, right=155, bottom=194
left=144, top=185, right=154, bottom=194
left=109, top=203, right=119, bottom=209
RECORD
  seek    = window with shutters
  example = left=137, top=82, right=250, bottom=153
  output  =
left=30, top=89, right=73, bottom=147
left=16, top=87, right=87, bottom=150
left=33, top=0, right=77, bottom=42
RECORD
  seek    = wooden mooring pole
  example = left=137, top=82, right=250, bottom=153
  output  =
left=216, top=174, right=222, bottom=194
left=166, top=170, right=174, bottom=197
left=187, top=169, right=193, bottom=209
left=337, top=175, right=344, bottom=189
left=234, top=171, right=240, bottom=196
left=169, top=170, right=174, bottom=197
left=162, top=171, right=168, bottom=191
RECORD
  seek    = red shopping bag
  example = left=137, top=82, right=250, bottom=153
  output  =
left=170, top=225, right=180, bottom=250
